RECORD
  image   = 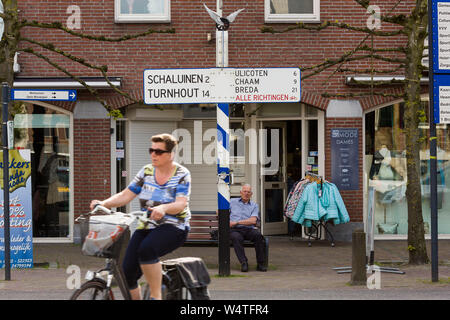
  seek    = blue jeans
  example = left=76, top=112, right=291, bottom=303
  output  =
left=122, top=224, right=188, bottom=290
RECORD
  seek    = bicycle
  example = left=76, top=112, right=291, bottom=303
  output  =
left=69, top=205, right=210, bottom=300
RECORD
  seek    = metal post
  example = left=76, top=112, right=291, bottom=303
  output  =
left=350, top=229, right=367, bottom=286
left=428, top=0, right=439, bottom=283
left=2, top=82, right=10, bottom=280
left=216, top=0, right=230, bottom=276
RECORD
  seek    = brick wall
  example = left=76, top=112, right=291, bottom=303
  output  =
left=73, top=119, right=111, bottom=216
left=17, top=0, right=416, bottom=110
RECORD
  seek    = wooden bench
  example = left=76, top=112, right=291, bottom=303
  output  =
left=183, top=211, right=269, bottom=267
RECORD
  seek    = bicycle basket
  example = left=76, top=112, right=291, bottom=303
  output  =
left=81, top=214, right=134, bottom=257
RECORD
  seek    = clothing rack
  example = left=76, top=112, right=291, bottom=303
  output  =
left=303, top=172, right=335, bottom=247
left=304, top=220, right=335, bottom=247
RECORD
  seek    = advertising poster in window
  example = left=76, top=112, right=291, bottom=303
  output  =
left=331, top=128, right=359, bottom=190
left=0, top=149, right=33, bottom=269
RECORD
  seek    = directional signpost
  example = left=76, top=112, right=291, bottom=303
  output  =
left=144, top=67, right=301, bottom=276
left=143, top=67, right=301, bottom=105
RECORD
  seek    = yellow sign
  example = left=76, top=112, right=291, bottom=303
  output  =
left=0, top=149, right=32, bottom=192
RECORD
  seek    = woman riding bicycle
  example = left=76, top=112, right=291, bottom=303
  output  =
left=90, top=133, right=190, bottom=300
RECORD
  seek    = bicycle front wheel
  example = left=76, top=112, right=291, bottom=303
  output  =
left=70, top=280, right=114, bottom=300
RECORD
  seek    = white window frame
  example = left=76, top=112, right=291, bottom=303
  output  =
left=265, top=0, right=320, bottom=23
left=114, top=0, right=171, bottom=23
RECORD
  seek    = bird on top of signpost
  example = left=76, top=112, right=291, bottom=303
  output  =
left=203, top=3, right=244, bottom=31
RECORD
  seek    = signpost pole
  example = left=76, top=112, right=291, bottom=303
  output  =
left=428, top=0, right=439, bottom=283
left=2, top=82, right=11, bottom=280
left=216, top=0, right=231, bottom=277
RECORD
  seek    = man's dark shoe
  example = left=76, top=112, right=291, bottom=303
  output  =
left=241, top=262, right=248, bottom=272
left=257, top=264, right=267, bottom=272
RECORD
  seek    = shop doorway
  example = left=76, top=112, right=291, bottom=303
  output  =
left=260, top=121, right=288, bottom=235
left=259, top=119, right=321, bottom=236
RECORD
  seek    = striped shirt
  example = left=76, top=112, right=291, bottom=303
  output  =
left=128, top=162, right=191, bottom=230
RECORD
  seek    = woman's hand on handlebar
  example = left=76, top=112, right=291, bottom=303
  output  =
left=148, top=205, right=165, bottom=221
left=90, top=200, right=103, bottom=211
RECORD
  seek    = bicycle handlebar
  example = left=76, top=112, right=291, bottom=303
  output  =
left=76, top=204, right=177, bottom=228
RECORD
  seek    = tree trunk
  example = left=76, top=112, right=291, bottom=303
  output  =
left=0, top=0, right=18, bottom=86
left=0, top=0, right=18, bottom=138
left=403, top=1, right=429, bottom=264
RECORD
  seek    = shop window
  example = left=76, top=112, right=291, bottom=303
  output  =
left=14, top=104, right=71, bottom=238
left=365, top=101, right=450, bottom=236
left=265, top=0, right=320, bottom=23
left=115, top=0, right=170, bottom=23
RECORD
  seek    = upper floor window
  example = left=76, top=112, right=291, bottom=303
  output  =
left=265, top=0, right=320, bottom=23
left=115, top=0, right=170, bottom=23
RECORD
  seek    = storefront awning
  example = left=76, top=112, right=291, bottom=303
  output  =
left=13, top=77, right=122, bottom=89
left=345, top=76, right=429, bottom=86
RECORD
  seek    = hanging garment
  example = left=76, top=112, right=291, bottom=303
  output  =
left=292, top=182, right=350, bottom=227
left=320, top=182, right=350, bottom=225
left=291, top=182, right=321, bottom=227
left=284, top=180, right=310, bottom=219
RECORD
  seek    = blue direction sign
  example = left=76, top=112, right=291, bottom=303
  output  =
left=11, top=89, right=77, bottom=101
left=433, top=74, right=450, bottom=123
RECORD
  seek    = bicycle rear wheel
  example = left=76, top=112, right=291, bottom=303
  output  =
left=70, top=280, right=114, bottom=300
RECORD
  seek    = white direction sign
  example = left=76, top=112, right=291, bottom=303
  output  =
left=11, top=89, right=77, bottom=101
left=144, top=68, right=301, bottom=104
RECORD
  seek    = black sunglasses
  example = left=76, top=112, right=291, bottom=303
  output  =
left=149, top=148, right=171, bottom=155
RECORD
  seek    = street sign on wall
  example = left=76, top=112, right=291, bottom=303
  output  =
left=11, top=89, right=77, bottom=101
left=143, top=67, right=301, bottom=104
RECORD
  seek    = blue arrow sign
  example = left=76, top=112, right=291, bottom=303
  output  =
left=11, top=89, right=77, bottom=101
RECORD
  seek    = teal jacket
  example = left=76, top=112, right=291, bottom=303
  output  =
left=292, top=182, right=350, bottom=227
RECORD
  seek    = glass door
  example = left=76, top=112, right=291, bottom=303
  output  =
left=260, top=121, right=288, bottom=235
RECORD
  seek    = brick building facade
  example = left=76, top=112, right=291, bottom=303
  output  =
left=15, top=0, right=446, bottom=243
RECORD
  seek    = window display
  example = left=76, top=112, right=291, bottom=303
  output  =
left=365, top=101, right=450, bottom=235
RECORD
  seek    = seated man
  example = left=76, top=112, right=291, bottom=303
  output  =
left=229, top=184, right=267, bottom=272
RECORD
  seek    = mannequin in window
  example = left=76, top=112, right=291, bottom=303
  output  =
left=376, top=144, right=395, bottom=180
